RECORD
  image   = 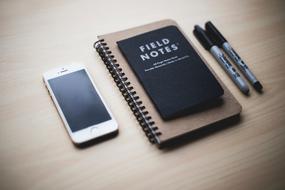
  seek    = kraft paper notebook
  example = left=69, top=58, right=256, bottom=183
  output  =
left=94, top=19, right=241, bottom=147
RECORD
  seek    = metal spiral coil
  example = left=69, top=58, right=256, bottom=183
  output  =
left=94, top=39, right=161, bottom=144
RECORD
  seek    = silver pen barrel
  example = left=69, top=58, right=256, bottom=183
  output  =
left=210, top=46, right=249, bottom=94
left=222, top=42, right=262, bottom=91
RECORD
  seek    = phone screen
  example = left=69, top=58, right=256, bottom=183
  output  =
left=48, top=69, right=111, bottom=132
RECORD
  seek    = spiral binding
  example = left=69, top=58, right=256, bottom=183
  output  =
left=94, top=39, right=161, bottom=144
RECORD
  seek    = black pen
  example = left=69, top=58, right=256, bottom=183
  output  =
left=205, top=21, right=263, bottom=92
left=193, top=25, right=249, bottom=95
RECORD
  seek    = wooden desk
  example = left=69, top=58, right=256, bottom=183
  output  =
left=1, top=0, right=284, bottom=189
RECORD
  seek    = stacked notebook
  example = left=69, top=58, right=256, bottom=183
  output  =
left=94, top=19, right=241, bottom=147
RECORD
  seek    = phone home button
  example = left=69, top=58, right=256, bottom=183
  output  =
left=91, top=126, right=100, bottom=136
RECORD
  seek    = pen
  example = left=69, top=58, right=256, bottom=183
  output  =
left=205, top=21, right=263, bottom=92
left=193, top=25, right=249, bottom=95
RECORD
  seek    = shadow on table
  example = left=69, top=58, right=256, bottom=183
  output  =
left=160, top=114, right=243, bottom=151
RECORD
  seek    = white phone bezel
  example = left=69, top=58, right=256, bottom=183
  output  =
left=43, top=64, right=118, bottom=144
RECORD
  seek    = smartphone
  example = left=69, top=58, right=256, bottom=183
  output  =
left=43, top=65, right=118, bottom=144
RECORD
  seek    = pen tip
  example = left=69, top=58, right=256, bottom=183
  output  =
left=253, top=81, right=263, bottom=92
left=244, top=88, right=250, bottom=95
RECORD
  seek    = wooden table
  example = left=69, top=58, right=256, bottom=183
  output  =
left=1, top=0, right=285, bottom=189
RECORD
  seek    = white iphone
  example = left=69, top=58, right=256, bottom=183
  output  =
left=43, top=64, right=118, bottom=144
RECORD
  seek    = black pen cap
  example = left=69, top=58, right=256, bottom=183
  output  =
left=193, top=25, right=214, bottom=50
left=205, top=21, right=227, bottom=47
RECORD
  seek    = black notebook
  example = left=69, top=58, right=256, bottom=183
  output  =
left=117, top=26, right=224, bottom=120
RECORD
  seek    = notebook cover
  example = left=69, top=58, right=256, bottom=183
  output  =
left=97, top=19, right=241, bottom=145
left=117, top=25, right=224, bottom=120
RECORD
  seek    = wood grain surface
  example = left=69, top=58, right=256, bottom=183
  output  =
left=0, top=0, right=284, bottom=190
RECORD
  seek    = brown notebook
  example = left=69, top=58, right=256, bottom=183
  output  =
left=94, top=19, right=241, bottom=147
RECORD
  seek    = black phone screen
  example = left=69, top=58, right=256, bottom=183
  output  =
left=48, top=69, right=111, bottom=132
